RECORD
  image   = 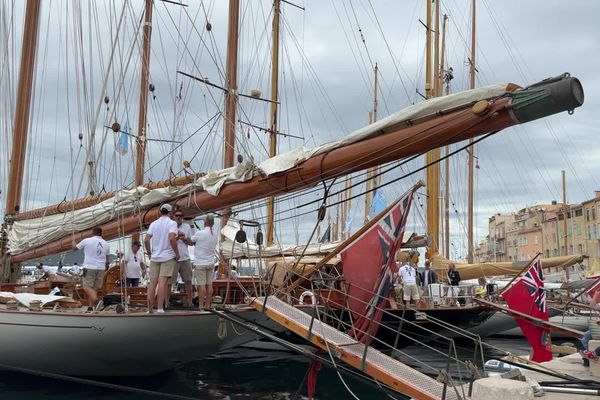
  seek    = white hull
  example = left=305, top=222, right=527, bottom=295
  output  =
left=0, top=307, right=272, bottom=376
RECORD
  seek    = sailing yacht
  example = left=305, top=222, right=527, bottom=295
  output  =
left=0, top=1, right=584, bottom=378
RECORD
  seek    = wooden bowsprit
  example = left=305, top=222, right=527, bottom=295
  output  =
left=473, top=298, right=584, bottom=338
left=251, top=296, right=462, bottom=400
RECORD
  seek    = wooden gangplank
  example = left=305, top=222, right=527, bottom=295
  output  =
left=251, top=296, right=461, bottom=400
left=473, top=298, right=584, bottom=338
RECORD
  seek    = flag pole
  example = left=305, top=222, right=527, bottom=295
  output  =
left=497, top=252, right=542, bottom=297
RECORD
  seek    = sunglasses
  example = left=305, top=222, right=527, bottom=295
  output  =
left=174, top=214, right=183, bottom=218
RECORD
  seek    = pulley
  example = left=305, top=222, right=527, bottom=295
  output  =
left=317, top=205, right=326, bottom=221
left=111, top=122, right=121, bottom=133
left=237, top=154, right=243, bottom=164
left=78, top=132, right=83, bottom=141
left=255, top=230, right=263, bottom=246
left=149, top=83, right=155, bottom=92
left=104, top=96, right=110, bottom=104
left=183, top=160, right=191, bottom=168
left=206, top=22, right=212, bottom=31
left=235, top=228, right=247, bottom=243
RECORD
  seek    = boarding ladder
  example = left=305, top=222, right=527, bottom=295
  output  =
left=251, top=296, right=461, bottom=400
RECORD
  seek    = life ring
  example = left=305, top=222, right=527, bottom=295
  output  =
left=298, top=290, right=316, bottom=305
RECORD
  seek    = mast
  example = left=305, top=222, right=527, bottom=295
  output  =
left=222, top=0, right=240, bottom=230
left=372, top=63, right=379, bottom=187
left=133, top=0, right=154, bottom=241
left=364, top=64, right=379, bottom=224
left=467, top=0, right=476, bottom=263
left=425, top=0, right=440, bottom=254
left=266, top=0, right=281, bottom=246
left=364, top=112, right=373, bottom=223
left=4, top=0, right=42, bottom=217
left=440, top=13, right=450, bottom=258
left=2, top=0, right=42, bottom=283
left=560, top=169, right=569, bottom=256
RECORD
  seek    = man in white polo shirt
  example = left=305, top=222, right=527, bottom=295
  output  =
left=121, top=240, right=145, bottom=287
left=144, top=204, right=180, bottom=313
left=170, top=209, right=194, bottom=308
left=72, top=227, right=110, bottom=310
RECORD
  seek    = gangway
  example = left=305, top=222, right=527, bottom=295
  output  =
left=251, top=296, right=462, bottom=400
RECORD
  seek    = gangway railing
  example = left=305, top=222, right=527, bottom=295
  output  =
left=251, top=295, right=462, bottom=400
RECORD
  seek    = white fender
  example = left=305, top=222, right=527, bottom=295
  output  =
left=298, top=290, right=316, bottom=305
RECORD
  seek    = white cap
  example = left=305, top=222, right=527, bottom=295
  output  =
left=160, top=203, right=173, bottom=212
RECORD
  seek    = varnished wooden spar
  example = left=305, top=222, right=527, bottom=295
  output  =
left=13, top=174, right=202, bottom=221
left=12, top=75, right=585, bottom=262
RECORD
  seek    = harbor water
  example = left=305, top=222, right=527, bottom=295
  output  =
left=0, top=336, right=549, bottom=400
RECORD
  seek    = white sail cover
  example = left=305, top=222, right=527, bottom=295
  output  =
left=9, top=84, right=509, bottom=255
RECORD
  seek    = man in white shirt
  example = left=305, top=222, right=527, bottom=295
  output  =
left=398, top=252, right=420, bottom=307
left=121, top=240, right=145, bottom=287
left=36, top=263, right=55, bottom=281
left=144, top=204, right=180, bottom=313
left=170, top=210, right=194, bottom=308
left=69, top=263, right=81, bottom=277
left=72, top=227, right=110, bottom=309
left=191, top=215, right=218, bottom=309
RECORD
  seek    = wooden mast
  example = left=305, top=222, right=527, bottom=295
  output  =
left=440, top=14, right=450, bottom=258
left=364, top=65, right=379, bottom=223
left=133, top=0, right=154, bottom=241
left=562, top=170, right=570, bottom=281
left=266, top=0, right=281, bottom=246
left=364, top=113, right=373, bottom=223
left=4, top=0, right=42, bottom=217
left=467, top=0, right=476, bottom=263
left=222, top=0, right=240, bottom=230
left=425, top=0, right=440, bottom=254
left=1, top=0, right=42, bottom=283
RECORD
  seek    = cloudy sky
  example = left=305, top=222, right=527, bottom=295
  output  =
left=1, top=1, right=599, bottom=260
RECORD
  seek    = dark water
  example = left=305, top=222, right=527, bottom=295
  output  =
left=0, top=336, right=539, bottom=400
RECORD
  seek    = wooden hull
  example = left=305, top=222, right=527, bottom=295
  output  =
left=0, top=307, right=274, bottom=376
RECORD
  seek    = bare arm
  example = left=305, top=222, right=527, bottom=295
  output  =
left=169, top=232, right=180, bottom=261
left=144, top=234, right=152, bottom=258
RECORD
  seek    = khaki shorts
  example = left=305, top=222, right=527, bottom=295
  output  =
left=193, top=265, right=213, bottom=286
left=403, top=284, right=420, bottom=301
left=149, top=259, right=176, bottom=279
left=82, top=269, right=105, bottom=290
left=171, top=259, right=192, bottom=282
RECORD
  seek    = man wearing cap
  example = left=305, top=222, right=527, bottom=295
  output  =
left=144, top=204, right=180, bottom=313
